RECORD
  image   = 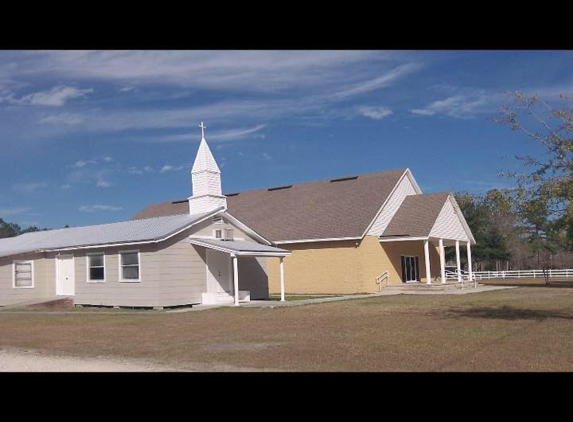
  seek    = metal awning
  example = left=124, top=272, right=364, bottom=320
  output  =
left=188, top=237, right=291, bottom=257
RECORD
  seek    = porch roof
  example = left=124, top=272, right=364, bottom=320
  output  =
left=188, top=237, right=291, bottom=257
left=380, top=192, right=475, bottom=244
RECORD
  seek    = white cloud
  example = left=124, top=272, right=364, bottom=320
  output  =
left=331, top=64, right=419, bottom=99
left=128, top=167, right=143, bottom=175
left=410, top=90, right=500, bottom=119
left=6, top=85, right=93, bottom=107
left=78, top=205, right=123, bottom=212
left=96, top=180, right=111, bottom=188
left=103, top=156, right=113, bottom=162
left=20, top=51, right=394, bottom=92
left=0, top=206, right=29, bottom=216
left=158, top=124, right=267, bottom=143
left=0, top=51, right=425, bottom=144
left=12, top=182, right=48, bottom=194
left=160, top=165, right=184, bottom=173
left=262, top=153, right=272, bottom=160
left=143, top=166, right=154, bottom=172
left=357, top=106, right=393, bottom=120
left=119, top=86, right=135, bottom=92
left=60, top=184, right=71, bottom=190
left=39, top=112, right=85, bottom=125
left=73, top=160, right=87, bottom=168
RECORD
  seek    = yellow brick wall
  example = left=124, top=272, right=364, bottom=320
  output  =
left=268, top=236, right=442, bottom=294
left=268, top=240, right=362, bottom=294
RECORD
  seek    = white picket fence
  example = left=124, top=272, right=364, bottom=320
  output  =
left=446, top=269, right=573, bottom=281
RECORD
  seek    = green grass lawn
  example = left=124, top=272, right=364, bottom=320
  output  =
left=1, top=287, right=573, bottom=371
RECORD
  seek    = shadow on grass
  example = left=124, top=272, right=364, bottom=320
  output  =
left=445, top=306, right=573, bottom=321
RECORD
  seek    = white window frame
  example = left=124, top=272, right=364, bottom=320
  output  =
left=224, top=228, right=234, bottom=241
left=213, top=215, right=224, bottom=224
left=13, top=260, right=34, bottom=289
left=119, top=250, right=141, bottom=283
left=86, top=253, right=106, bottom=283
left=214, top=229, right=223, bottom=239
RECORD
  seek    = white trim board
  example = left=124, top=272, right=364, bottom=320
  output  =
left=379, top=236, right=429, bottom=243
left=274, top=237, right=361, bottom=245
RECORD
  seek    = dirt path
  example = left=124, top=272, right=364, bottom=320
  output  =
left=0, top=348, right=179, bottom=372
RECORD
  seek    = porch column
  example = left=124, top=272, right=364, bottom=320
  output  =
left=439, top=238, right=446, bottom=284
left=455, top=240, right=462, bottom=283
left=467, top=241, right=474, bottom=288
left=424, top=239, right=432, bottom=285
left=280, top=257, right=285, bottom=302
left=232, top=254, right=239, bottom=306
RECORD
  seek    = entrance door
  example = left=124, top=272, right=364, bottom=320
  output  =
left=401, top=255, right=420, bottom=283
left=56, top=254, right=75, bottom=295
left=206, top=250, right=232, bottom=294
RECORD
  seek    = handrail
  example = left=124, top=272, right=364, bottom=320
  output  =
left=376, top=271, right=389, bottom=291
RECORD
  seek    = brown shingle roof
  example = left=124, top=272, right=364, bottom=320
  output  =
left=133, top=168, right=407, bottom=242
left=381, top=192, right=450, bottom=238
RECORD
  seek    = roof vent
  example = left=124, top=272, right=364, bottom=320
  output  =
left=330, top=176, right=358, bottom=183
left=268, top=185, right=292, bottom=191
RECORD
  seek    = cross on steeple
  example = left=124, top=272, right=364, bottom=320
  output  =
left=199, top=122, right=207, bottom=139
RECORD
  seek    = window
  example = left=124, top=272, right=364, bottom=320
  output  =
left=224, top=229, right=234, bottom=241
left=213, top=215, right=223, bottom=224
left=13, top=260, right=34, bottom=288
left=120, top=251, right=140, bottom=282
left=214, top=229, right=223, bottom=239
left=87, top=253, right=105, bottom=282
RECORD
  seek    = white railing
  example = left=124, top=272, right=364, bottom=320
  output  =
left=445, top=269, right=475, bottom=281
left=376, top=271, right=389, bottom=291
left=471, top=269, right=573, bottom=280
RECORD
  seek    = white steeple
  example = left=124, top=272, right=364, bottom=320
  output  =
left=188, top=122, right=227, bottom=214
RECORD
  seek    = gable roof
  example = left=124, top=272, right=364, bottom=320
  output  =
left=381, top=192, right=451, bottom=238
left=0, top=209, right=220, bottom=259
left=133, top=168, right=407, bottom=243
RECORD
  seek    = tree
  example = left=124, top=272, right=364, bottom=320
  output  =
left=497, top=92, right=573, bottom=251
left=0, top=218, right=46, bottom=238
left=450, top=191, right=511, bottom=271
left=0, top=218, right=21, bottom=238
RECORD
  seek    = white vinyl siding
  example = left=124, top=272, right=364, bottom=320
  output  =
left=13, top=260, right=34, bottom=288
left=368, top=173, right=419, bottom=236
left=429, top=198, right=471, bottom=242
left=87, top=253, right=105, bottom=283
left=119, top=251, right=141, bottom=282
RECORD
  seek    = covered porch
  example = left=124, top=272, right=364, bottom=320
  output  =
left=379, top=236, right=474, bottom=285
left=189, top=237, right=291, bottom=306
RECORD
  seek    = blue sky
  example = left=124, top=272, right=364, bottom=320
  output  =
left=1, top=50, right=571, bottom=229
